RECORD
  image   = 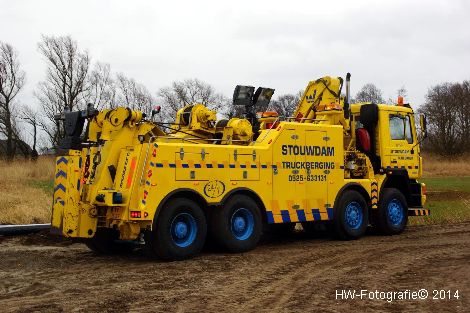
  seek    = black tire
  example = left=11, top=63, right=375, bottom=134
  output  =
left=374, top=188, right=408, bottom=235
left=264, top=222, right=296, bottom=236
left=85, top=228, right=136, bottom=254
left=145, top=198, right=207, bottom=261
left=212, top=195, right=262, bottom=253
left=332, top=190, right=368, bottom=240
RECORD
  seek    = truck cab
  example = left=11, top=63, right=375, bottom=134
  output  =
left=350, top=102, right=426, bottom=213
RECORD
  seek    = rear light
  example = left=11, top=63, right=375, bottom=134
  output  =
left=130, top=211, right=141, bottom=218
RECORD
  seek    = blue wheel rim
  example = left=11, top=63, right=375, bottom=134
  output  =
left=231, top=208, right=254, bottom=240
left=344, top=201, right=363, bottom=230
left=387, top=199, right=404, bottom=226
left=170, top=213, right=197, bottom=248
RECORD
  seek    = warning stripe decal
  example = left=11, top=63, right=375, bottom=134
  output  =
left=126, top=157, right=137, bottom=188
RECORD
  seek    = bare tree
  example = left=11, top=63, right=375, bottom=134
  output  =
left=157, top=78, right=225, bottom=122
left=83, top=62, right=115, bottom=110
left=36, top=35, right=90, bottom=146
left=451, top=81, right=470, bottom=151
left=115, top=73, right=154, bottom=114
left=225, top=101, right=245, bottom=119
left=418, top=82, right=470, bottom=155
left=0, top=42, right=26, bottom=161
left=355, top=83, right=384, bottom=103
left=397, top=86, right=408, bottom=98
left=36, top=82, right=63, bottom=146
left=269, top=92, right=302, bottom=118
left=22, top=105, right=40, bottom=159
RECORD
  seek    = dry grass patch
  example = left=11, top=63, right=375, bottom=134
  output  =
left=0, top=157, right=55, bottom=224
left=423, top=153, right=470, bottom=177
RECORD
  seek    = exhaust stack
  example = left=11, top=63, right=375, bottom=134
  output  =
left=344, top=73, right=351, bottom=119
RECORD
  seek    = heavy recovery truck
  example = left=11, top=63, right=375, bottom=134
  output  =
left=51, top=73, right=429, bottom=260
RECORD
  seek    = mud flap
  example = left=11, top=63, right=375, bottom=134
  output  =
left=408, top=208, right=430, bottom=216
left=51, top=151, right=97, bottom=237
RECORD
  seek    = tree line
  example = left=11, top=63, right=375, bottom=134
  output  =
left=0, top=35, right=468, bottom=160
left=0, top=35, right=302, bottom=160
left=418, top=81, right=470, bottom=155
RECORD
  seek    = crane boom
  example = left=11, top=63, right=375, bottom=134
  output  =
left=292, top=76, right=346, bottom=126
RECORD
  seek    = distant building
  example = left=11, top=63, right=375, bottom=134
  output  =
left=0, top=139, right=33, bottom=158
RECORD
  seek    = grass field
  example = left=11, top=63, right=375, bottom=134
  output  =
left=414, top=154, right=470, bottom=225
left=0, top=154, right=469, bottom=225
left=411, top=177, right=470, bottom=225
left=0, top=157, right=55, bottom=225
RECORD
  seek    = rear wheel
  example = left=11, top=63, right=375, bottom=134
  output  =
left=374, top=188, right=408, bottom=235
left=145, top=198, right=207, bottom=261
left=85, top=228, right=135, bottom=254
left=212, top=195, right=262, bottom=253
left=332, top=190, right=368, bottom=240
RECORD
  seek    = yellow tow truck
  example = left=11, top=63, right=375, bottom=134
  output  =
left=51, top=73, right=428, bottom=260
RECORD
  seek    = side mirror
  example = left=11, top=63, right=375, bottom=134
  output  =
left=419, top=114, right=427, bottom=138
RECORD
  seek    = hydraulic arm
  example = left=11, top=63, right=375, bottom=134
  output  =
left=292, top=76, right=348, bottom=129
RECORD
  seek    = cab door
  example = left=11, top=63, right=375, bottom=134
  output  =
left=383, top=112, right=420, bottom=177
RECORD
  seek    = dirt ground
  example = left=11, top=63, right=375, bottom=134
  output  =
left=0, top=223, right=469, bottom=313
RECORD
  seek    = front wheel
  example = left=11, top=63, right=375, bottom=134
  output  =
left=212, top=195, right=262, bottom=253
left=332, top=190, right=368, bottom=240
left=374, top=188, right=408, bottom=235
left=146, top=198, right=207, bottom=261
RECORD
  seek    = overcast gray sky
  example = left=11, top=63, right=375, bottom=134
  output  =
left=1, top=0, right=469, bottom=108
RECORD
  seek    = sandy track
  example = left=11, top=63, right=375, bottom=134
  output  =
left=0, top=223, right=469, bottom=312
